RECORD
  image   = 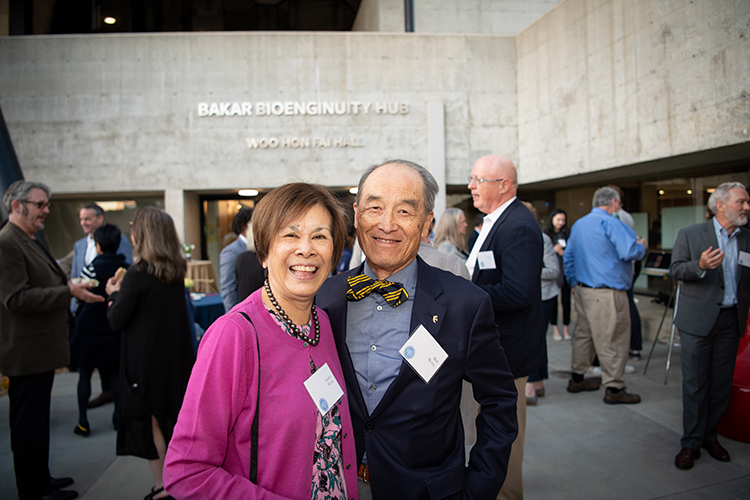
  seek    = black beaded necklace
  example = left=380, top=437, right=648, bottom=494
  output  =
left=264, top=279, right=320, bottom=347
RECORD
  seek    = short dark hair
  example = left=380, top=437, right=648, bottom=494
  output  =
left=231, top=208, right=254, bottom=236
left=253, top=183, right=346, bottom=269
left=93, top=223, right=121, bottom=254
left=79, top=202, right=104, bottom=217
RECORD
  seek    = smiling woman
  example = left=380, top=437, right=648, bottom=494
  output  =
left=164, top=183, right=359, bottom=500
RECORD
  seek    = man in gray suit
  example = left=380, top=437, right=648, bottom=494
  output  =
left=219, top=208, right=253, bottom=312
left=670, top=181, right=750, bottom=470
left=1, top=181, right=103, bottom=500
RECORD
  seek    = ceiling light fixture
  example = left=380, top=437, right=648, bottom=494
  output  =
left=103, top=17, right=116, bottom=25
left=238, top=189, right=259, bottom=197
left=349, top=187, right=358, bottom=195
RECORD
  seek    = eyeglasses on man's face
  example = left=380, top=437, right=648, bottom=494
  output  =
left=468, top=176, right=504, bottom=186
left=21, top=200, right=51, bottom=210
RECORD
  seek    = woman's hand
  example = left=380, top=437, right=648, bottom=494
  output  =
left=553, top=244, right=565, bottom=256
left=105, top=277, right=122, bottom=296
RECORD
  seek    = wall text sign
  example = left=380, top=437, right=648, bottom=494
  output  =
left=198, top=101, right=409, bottom=117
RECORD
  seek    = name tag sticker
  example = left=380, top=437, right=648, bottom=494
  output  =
left=399, top=325, right=448, bottom=384
left=304, top=363, right=343, bottom=416
left=477, top=251, right=496, bottom=270
left=739, top=251, right=750, bottom=268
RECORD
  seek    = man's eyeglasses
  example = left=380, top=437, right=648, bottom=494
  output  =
left=468, top=176, right=504, bottom=185
left=21, top=200, right=51, bottom=210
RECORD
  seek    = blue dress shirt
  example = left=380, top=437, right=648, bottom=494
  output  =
left=713, top=216, right=739, bottom=307
left=563, top=207, right=645, bottom=290
left=345, top=259, right=418, bottom=416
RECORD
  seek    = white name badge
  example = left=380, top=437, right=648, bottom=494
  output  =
left=739, top=251, right=750, bottom=268
left=477, top=251, right=497, bottom=270
left=399, top=325, right=448, bottom=384
left=304, top=363, right=344, bottom=416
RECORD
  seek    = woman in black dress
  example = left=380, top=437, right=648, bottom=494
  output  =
left=544, top=208, right=572, bottom=341
left=106, top=206, right=195, bottom=500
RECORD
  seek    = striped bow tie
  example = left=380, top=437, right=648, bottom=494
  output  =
left=346, top=274, right=409, bottom=307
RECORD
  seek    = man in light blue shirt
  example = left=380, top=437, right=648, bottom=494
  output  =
left=670, top=181, right=750, bottom=470
left=563, top=187, right=646, bottom=404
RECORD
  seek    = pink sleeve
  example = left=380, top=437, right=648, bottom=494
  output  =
left=163, top=313, right=290, bottom=500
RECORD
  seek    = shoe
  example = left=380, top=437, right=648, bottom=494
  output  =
left=675, top=447, right=700, bottom=470
left=567, top=378, right=600, bottom=393
left=525, top=394, right=538, bottom=406
left=87, top=390, right=112, bottom=409
left=603, top=388, right=641, bottom=404
left=629, top=350, right=642, bottom=360
left=39, top=490, right=78, bottom=500
left=73, top=424, right=90, bottom=437
left=145, top=486, right=171, bottom=500
left=587, top=366, right=602, bottom=376
left=553, top=333, right=563, bottom=341
left=701, top=440, right=731, bottom=462
left=535, top=387, right=545, bottom=397
left=50, top=477, right=74, bottom=489
left=563, top=333, right=572, bottom=340
left=625, top=364, right=636, bottom=374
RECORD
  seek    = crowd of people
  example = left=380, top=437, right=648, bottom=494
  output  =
left=0, top=161, right=747, bottom=500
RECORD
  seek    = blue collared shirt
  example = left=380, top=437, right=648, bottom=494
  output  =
left=346, top=259, right=418, bottom=415
left=563, top=208, right=645, bottom=290
left=713, top=217, right=739, bottom=307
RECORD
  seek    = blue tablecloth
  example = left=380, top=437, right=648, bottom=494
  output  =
left=192, top=293, right=225, bottom=331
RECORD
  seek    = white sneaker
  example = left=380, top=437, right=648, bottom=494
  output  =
left=625, top=364, right=636, bottom=374
left=587, top=366, right=602, bottom=376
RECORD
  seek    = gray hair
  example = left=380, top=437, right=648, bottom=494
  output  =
left=3, top=180, right=51, bottom=212
left=434, top=208, right=466, bottom=251
left=708, top=181, right=747, bottom=213
left=355, top=159, right=439, bottom=215
left=592, top=187, right=620, bottom=208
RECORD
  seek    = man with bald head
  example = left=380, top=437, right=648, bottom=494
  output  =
left=317, top=159, right=518, bottom=500
left=466, top=154, right=544, bottom=500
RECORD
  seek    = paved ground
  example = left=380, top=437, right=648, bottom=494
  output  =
left=1, top=294, right=749, bottom=499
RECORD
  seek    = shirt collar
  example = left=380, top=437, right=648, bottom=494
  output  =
left=363, top=257, right=418, bottom=294
left=484, top=196, right=517, bottom=224
left=712, top=216, right=740, bottom=238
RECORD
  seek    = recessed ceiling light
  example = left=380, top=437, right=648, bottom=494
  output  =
left=238, top=189, right=259, bottom=197
left=658, top=190, right=665, bottom=195
left=104, top=17, right=116, bottom=25
left=349, top=187, right=358, bottom=195
left=686, top=189, right=692, bottom=195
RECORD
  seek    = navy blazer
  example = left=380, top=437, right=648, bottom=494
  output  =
left=471, top=198, right=544, bottom=378
left=317, top=257, right=518, bottom=500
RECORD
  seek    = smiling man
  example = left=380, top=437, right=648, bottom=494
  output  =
left=1, top=181, right=103, bottom=500
left=670, top=181, right=750, bottom=470
left=316, top=160, right=518, bottom=500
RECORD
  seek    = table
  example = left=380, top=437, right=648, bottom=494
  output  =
left=187, top=260, right=218, bottom=293
left=191, top=293, right=225, bottom=332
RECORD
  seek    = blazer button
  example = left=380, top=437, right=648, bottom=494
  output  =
left=346, top=464, right=351, bottom=469
left=365, top=423, right=374, bottom=432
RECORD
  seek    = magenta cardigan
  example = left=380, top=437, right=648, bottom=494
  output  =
left=164, top=289, right=358, bottom=500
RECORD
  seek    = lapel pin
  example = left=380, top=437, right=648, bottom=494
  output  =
left=432, top=315, right=438, bottom=324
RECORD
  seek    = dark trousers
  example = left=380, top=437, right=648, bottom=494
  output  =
left=77, top=366, right=120, bottom=428
left=680, top=308, right=740, bottom=449
left=8, top=371, right=55, bottom=500
left=627, top=287, right=642, bottom=351
left=550, top=283, right=571, bottom=326
left=529, top=298, right=556, bottom=383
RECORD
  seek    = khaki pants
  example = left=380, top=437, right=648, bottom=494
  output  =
left=497, top=376, right=527, bottom=500
left=571, top=287, right=630, bottom=389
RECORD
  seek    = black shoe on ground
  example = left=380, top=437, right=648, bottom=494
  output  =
left=567, top=378, right=600, bottom=393
left=603, top=388, right=641, bottom=404
left=50, top=477, right=74, bottom=489
left=73, top=424, right=90, bottom=437
left=87, top=390, right=112, bottom=408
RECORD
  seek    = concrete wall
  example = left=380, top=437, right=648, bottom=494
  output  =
left=517, top=0, right=750, bottom=183
left=414, top=0, right=563, bottom=35
left=0, top=32, right=517, bottom=194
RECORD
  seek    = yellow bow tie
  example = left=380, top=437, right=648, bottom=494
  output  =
left=346, top=274, right=409, bottom=307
